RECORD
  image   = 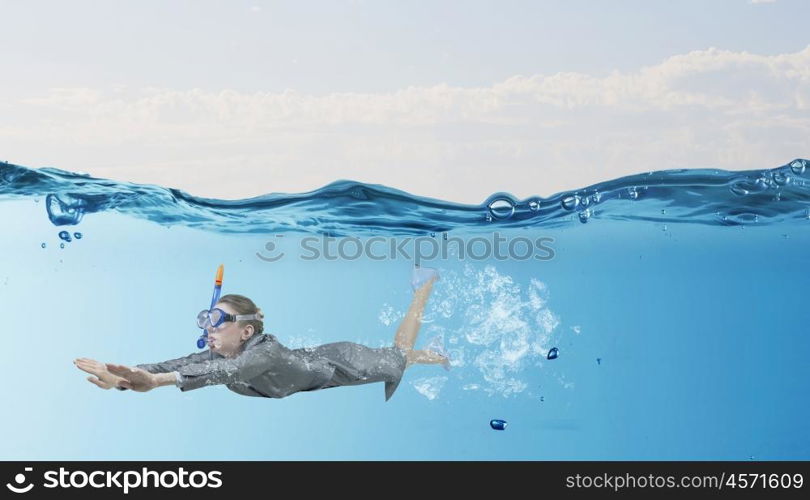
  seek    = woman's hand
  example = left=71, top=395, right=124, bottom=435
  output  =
left=105, top=363, right=159, bottom=392
left=73, top=358, right=127, bottom=390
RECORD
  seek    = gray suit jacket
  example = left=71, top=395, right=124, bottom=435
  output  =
left=126, top=333, right=407, bottom=401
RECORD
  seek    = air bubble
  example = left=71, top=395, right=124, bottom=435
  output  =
left=578, top=209, right=591, bottom=224
left=73, top=232, right=82, bottom=240
left=528, top=200, right=540, bottom=211
left=730, top=184, right=749, bottom=196
left=730, top=178, right=768, bottom=196
left=487, top=198, right=515, bottom=219
left=58, top=231, right=72, bottom=242
left=790, top=159, right=806, bottom=175
left=40, top=242, right=46, bottom=249
left=547, top=347, right=559, bottom=360
left=60, top=243, right=65, bottom=249
left=561, top=195, right=579, bottom=210
left=627, top=187, right=639, bottom=200
left=349, top=186, right=368, bottom=200
left=773, top=171, right=789, bottom=186
left=45, top=193, right=85, bottom=225
left=490, top=419, right=507, bottom=431
left=725, top=213, right=760, bottom=224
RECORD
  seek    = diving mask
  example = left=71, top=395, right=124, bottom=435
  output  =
left=197, top=308, right=262, bottom=330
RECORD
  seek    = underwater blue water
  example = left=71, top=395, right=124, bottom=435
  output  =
left=0, top=159, right=808, bottom=460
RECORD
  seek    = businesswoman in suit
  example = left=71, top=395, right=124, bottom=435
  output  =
left=74, top=267, right=448, bottom=402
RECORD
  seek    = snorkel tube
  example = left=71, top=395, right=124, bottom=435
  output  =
left=197, top=264, right=224, bottom=349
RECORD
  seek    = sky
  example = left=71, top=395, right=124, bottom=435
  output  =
left=0, top=0, right=808, bottom=203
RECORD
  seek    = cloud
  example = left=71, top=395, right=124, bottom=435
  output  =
left=1, top=46, right=808, bottom=202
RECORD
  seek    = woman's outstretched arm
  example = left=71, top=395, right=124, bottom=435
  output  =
left=133, top=350, right=215, bottom=374
left=74, top=357, right=181, bottom=392
left=74, top=358, right=128, bottom=389
left=106, top=364, right=179, bottom=392
left=119, top=350, right=216, bottom=390
left=109, top=341, right=276, bottom=393
left=75, top=350, right=215, bottom=392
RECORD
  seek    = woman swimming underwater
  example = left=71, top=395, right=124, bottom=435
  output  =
left=73, top=266, right=448, bottom=402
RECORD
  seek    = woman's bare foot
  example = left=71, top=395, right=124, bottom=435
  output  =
left=411, top=265, right=440, bottom=291
left=405, top=348, right=450, bottom=370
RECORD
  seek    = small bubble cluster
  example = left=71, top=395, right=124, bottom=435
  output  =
left=729, top=162, right=807, bottom=202
left=41, top=231, right=84, bottom=250
left=561, top=191, right=604, bottom=224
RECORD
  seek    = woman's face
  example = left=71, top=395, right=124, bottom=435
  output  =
left=206, top=302, right=254, bottom=358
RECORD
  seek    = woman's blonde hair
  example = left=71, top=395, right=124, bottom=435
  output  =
left=217, top=294, right=264, bottom=334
